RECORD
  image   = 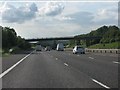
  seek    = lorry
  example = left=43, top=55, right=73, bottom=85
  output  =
left=35, top=45, right=42, bottom=51
left=56, top=43, right=64, bottom=51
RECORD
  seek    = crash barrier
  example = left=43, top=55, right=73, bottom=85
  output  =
left=65, top=48, right=120, bottom=54
left=85, top=49, right=120, bottom=54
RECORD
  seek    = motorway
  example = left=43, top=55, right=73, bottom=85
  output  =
left=1, top=50, right=119, bottom=88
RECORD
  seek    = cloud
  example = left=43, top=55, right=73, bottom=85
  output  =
left=66, top=11, right=94, bottom=26
left=61, top=7, right=117, bottom=26
left=0, top=2, right=7, bottom=13
left=92, top=8, right=118, bottom=24
left=55, top=15, right=74, bottom=21
left=2, top=3, right=38, bottom=23
left=12, top=21, right=83, bottom=38
left=29, top=3, right=38, bottom=12
left=1, top=2, right=118, bottom=39
left=39, top=2, right=65, bottom=16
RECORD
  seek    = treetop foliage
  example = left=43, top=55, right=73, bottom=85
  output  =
left=1, top=26, right=31, bottom=50
left=75, top=25, right=120, bottom=44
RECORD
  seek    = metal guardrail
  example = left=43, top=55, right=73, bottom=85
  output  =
left=86, top=49, right=120, bottom=54
left=65, top=48, right=120, bottom=54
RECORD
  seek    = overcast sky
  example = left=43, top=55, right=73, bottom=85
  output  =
left=0, top=0, right=118, bottom=39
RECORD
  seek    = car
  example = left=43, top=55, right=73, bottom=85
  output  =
left=35, top=45, right=42, bottom=51
left=45, top=46, right=51, bottom=51
left=56, top=43, right=64, bottom=51
left=73, top=46, right=85, bottom=54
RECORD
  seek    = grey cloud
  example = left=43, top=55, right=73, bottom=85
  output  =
left=65, top=11, right=94, bottom=26
left=92, top=8, right=118, bottom=25
left=2, top=3, right=38, bottom=23
left=72, top=12, right=93, bottom=23
left=63, top=10, right=117, bottom=26
left=30, top=3, right=38, bottom=12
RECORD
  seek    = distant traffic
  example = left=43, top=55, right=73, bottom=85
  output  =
left=35, top=43, right=85, bottom=55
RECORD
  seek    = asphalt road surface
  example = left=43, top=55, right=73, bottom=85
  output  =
left=1, top=50, right=119, bottom=88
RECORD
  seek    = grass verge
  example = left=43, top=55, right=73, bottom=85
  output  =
left=88, top=42, right=120, bottom=49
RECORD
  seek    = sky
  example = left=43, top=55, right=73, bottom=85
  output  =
left=0, top=0, right=119, bottom=39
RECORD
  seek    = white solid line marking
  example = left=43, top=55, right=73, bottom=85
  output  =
left=89, top=57, right=94, bottom=59
left=64, top=63, right=68, bottom=66
left=92, top=78, right=110, bottom=89
left=113, top=61, right=120, bottom=64
left=0, top=51, right=33, bottom=78
left=77, top=55, right=80, bottom=56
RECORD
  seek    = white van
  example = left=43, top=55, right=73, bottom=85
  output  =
left=56, top=43, right=64, bottom=51
left=36, top=45, right=42, bottom=51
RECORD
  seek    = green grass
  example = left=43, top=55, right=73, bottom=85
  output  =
left=2, top=53, right=11, bottom=57
left=67, top=44, right=86, bottom=48
left=1, top=48, right=10, bottom=57
left=0, top=48, right=2, bottom=53
left=88, top=42, right=120, bottom=49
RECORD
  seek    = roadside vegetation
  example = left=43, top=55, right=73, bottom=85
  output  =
left=69, top=25, right=120, bottom=49
left=1, top=25, right=120, bottom=55
left=0, top=26, right=31, bottom=54
left=88, top=42, right=120, bottom=49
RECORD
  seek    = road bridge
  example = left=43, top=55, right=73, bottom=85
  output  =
left=25, top=36, right=102, bottom=42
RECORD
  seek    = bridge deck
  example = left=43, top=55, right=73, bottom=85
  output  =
left=25, top=36, right=102, bottom=42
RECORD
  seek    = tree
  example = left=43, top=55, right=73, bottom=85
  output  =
left=2, top=26, right=31, bottom=51
left=74, top=25, right=120, bottom=47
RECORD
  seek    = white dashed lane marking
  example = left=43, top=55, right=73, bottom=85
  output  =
left=64, top=63, right=68, bottom=66
left=113, top=61, right=120, bottom=64
left=55, top=58, right=58, bottom=60
left=89, top=57, right=94, bottom=59
left=91, top=78, right=110, bottom=89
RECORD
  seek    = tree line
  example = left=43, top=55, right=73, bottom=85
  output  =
left=0, top=26, right=31, bottom=52
left=72, top=25, right=120, bottom=47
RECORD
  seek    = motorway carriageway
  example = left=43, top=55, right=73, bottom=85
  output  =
left=1, top=50, right=119, bottom=88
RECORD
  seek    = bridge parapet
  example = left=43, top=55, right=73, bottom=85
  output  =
left=25, top=36, right=102, bottom=42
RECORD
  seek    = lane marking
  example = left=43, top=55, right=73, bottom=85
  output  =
left=89, top=57, right=94, bottom=59
left=77, top=55, right=80, bottom=56
left=68, top=53, right=71, bottom=55
left=0, top=51, right=33, bottom=78
left=55, top=58, right=58, bottom=60
left=91, top=78, right=110, bottom=89
left=113, top=61, right=120, bottom=64
left=64, top=63, right=68, bottom=66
